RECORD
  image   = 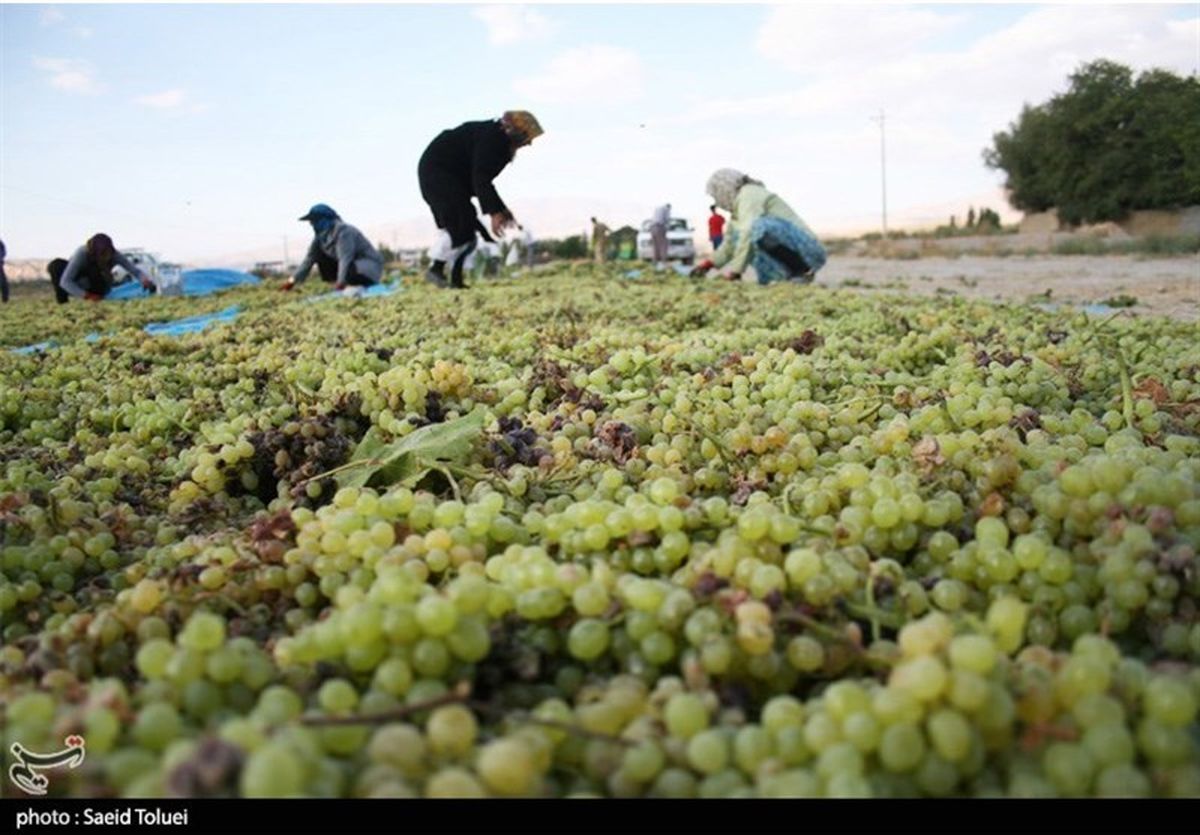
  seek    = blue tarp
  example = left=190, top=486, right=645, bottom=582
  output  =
left=11, top=341, right=57, bottom=355
left=306, top=283, right=400, bottom=304
left=1033, top=302, right=1122, bottom=315
left=143, top=305, right=241, bottom=336
left=10, top=333, right=101, bottom=355
left=10, top=309, right=240, bottom=354
left=624, top=265, right=692, bottom=279
left=108, top=268, right=260, bottom=300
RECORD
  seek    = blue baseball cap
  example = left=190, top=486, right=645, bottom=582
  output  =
left=299, top=203, right=339, bottom=221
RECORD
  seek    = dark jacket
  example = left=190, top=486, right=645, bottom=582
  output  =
left=418, top=120, right=514, bottom=216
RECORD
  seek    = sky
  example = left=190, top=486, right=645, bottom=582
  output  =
left=1, top=2, right=1197, bottom=266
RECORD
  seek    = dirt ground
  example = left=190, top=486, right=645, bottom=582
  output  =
left=818, top=254, right=1199, bottom=322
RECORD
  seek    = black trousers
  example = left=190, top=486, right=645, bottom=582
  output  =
left=0, top=265, right=8, bottom=303
left=314, top=251, right=374, bottom=286
left=418, top=157, right=478, bottom=249
left=48, top=257, right=112, bottom=304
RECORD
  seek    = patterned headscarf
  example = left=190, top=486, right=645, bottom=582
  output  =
left=86, top=233, right=116, bottom=266
left=706, top=168, right=760, bottom=212
left=501, top=110, right=544, bottom=146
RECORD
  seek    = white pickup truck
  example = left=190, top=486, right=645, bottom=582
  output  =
left=111, top=249, right=185, bottom=295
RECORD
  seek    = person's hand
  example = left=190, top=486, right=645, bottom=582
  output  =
left=719, top=268, right=741, bottom=282
left=491, top=212, right=514, bottom=238
left=84, top=291, right=102, bottom=302
left=689, top=259, right=714, bottom=278
left=334, top=282, right=347, bottom=291
left=139, top=277, right=155, bottom=291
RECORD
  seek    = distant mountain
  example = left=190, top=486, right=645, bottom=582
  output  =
left=7, top=190, right=1022, bottom=272
left=195, top=197, right=657, bottom=270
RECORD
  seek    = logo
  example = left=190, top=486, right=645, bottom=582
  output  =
left=8, top=735, right=86, bottom=796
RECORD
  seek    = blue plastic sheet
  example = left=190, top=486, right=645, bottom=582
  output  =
left=143, top=305, right=241, bottom=336
left=11, top=304, right=242, bottom=354
left=10, top=341, right=57, bottom=355
left=624, top=265, right=691, bottom=279
left=10, top=333, right=101, bottom=355
left=1033, top=302, right=1121, bottom=316
left=306, top=283, right=400, bottom=304
left=108, top=269, right=260, bottom=300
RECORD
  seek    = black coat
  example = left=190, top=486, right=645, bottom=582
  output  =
left=418, top=120, right=514, bottom=218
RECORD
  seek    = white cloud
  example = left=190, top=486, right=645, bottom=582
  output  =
left=514, top=45, right=642, bottom=104
left=757, top=5, right=963, bottom=74
left=74, top=26, right=93, bottom=39
left=39, top=8, right=65, bottom=26
left=136, top=88, right=187, bottom=109
left=32, top=57, right=102, bottom=94
left=473, top=5, right=554, bottom=46
left=1166, top=16, right=1200, bottom=44
left=688, top=5, right=1198, bottom=128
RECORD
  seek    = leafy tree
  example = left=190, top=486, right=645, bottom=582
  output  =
left=984, top=60, right=1200, bottom=225
left=976, top=208, right=1002, bottom=231
left=540, top=235, right=588, bottom=260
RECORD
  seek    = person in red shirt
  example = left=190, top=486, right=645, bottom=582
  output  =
left=708, top=205, right=726, bottom=251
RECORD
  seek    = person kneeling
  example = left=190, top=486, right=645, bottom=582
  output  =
left=281, top=204, right=382, bottom=292
left=690, top=169, right=826, bottom=285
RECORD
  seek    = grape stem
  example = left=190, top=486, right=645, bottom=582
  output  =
left=684, top=420, right=734, bottom=468
left=1115, top=347, right=1135, bottom=431
left=777, top=484, right=833, bottom=537
left=293, top=458, right=373, bottom=487
left=468, top=701, right=634, bottom=748
left=856, top=402, right=884, bottom=423
left=776, top=609, right=854, bottom=644
left=298, top=687, right=633, bottom=746
left=842, top=599, right=906, bottom=633
left=432, top=464, right=462, bottom=502
left=299, top=682, right=472, bottom=725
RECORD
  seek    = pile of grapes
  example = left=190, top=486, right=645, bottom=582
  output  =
left=1, top=266, right=1198, bottom=798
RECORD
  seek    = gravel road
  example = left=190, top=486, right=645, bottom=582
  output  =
left=819, top=255, right=1199, bottom=321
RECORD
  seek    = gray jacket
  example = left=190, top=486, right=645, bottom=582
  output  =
left=59, top=245, right=150, bottom=299
left=293, top=221, right=383, bottom=286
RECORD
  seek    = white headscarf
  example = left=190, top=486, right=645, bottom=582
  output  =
left=706, top=168, right=760, bottom=212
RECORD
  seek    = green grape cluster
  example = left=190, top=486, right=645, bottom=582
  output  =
left=0, top=267, right=1197, bottom=798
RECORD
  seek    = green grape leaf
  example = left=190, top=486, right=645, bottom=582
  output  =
left=336, top=408, right=487, bottom=491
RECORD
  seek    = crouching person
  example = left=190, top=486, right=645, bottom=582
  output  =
left=282, top=204, right=382, bottom=291
left=690, top=168, right=826, bottom=285
left=48, top=233, right=155, bottom=303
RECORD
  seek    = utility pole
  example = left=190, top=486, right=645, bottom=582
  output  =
left=870, top=109, right=888, bottom=239
left=283, top=236, right=289, bottom=271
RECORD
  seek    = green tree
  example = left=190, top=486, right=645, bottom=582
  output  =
left=984, top=60, right=1200, bottom=225
left=540, top=235, right=588, bottom=260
